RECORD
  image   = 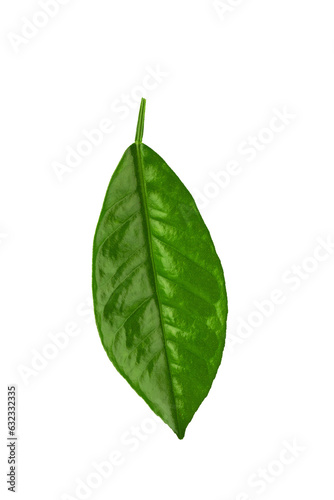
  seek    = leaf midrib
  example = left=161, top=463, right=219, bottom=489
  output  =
left=134, top=142, right=181, bottom=437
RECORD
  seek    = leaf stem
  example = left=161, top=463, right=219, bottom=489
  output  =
left=135, top=98, right=146, bottom=143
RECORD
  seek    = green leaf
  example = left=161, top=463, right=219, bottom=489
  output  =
left=92, top=98, right=228, bottom=439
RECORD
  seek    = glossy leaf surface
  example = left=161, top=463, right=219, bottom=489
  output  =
left=92, top=99, right=227, bottom=438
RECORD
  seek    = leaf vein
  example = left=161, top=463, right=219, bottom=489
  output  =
left=121, top=325, right=161, bottom=366
left=103, top=260, right=147, bottom=305
left=152, top=234, right=216, bottom=280
left=96, top=209, right=142, bottom=254
left=157, top=272, right=214, bottom=307
left=99, top=244, right=147, bottom=288
left=111, top=295, right=154, bottom=348
left=103, top=190, right=137, bottom=215
left=137, top=349, right=163, bottom=382
left=166, top=338, right=210, bottom=369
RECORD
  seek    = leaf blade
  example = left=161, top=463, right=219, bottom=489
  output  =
left=92, top=102, right=227, bottom=438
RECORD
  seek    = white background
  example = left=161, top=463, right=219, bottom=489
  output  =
left=1, top=1, right=334, bottom=499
